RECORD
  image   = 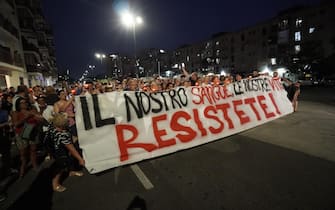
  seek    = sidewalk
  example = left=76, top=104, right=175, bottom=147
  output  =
left=0, top=158, right=53, bottom=210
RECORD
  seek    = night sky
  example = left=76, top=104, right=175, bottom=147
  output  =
left=42, top=0, right=321, bottom=79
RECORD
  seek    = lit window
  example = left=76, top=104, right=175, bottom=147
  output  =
left=295, top=31, right=301, bottom=41
left=187, top=56, right=190, bottom=62
left=216, top=41, right=220, bottom=45
left=271, top=58, right=276, bottom=65
left=279, top=19, right=288, bottom=29
left=295, top=45, right=301, bottom=54
left=216, top=50, right=220, bottom=56
left=309, top=27, right=315, bottom=33
left=216, top=58, right=220, bottom=64
left=197, top=53, right=200, bottom=57
left=296, top=18, right=303, bottom=27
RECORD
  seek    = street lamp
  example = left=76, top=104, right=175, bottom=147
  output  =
left=157, top=49, right=166, bottom=76
left=109, top=54, right=120, bottom=78
left=88, top=65, right=96, bottom=71
left=121, top=10, right=143, bottom=78
left=95, top=53, right=106, bottom=64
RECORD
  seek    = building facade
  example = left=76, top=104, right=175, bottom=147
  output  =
left=15, top=0, right=57, bottom=87
left=0, top=0, right=57, bottom=89
left=0, top=0, right=26, bottom=89
left=167, top=1, right=335, bottom=78
left=87, top=1, right=335, bottom=80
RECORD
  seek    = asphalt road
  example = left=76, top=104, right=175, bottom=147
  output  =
left=3, top=86, right=335, bottom=210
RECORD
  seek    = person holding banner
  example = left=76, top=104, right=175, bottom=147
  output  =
left=47, top=113, right=85, bottom=192
left=283, top=78, right=301, bottom=112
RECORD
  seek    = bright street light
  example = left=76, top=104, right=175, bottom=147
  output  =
left=121, top=11, right=143, bottom=28
left=135, top=16, right=143, bottom=24
left=120, top=10, right=143, bottom=78
left=95, top=53, right=106, bottom=63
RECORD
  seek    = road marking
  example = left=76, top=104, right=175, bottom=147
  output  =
left=130, top=164, right=154, bottom=190
left=114, top=167, right=120, bottom=184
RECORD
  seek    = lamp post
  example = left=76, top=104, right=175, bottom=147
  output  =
left=121, top=11, right=143, bottom=78
left=95, top=53, right=106, bottom=64
left=109, top=54, right=119, bottom=78
left=157, top=49, right=166, bottom=77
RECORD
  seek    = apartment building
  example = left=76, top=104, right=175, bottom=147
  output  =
left=15, top=0, right=57, bottom=87
left=0, top=0, right=26, bottom=89
left=168, top=1, right=334, bottom=78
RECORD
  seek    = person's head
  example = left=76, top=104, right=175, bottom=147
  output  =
left=142, top=83, right=150, bottom=92
left=127, top=79, right=138, bottom=91
left=174, top=78, right=181, bottom=86
left=150, top=81, right=160, bottom=92
left=9, top=87, right=15, bottom=93
left=37, top=96, right=46, bottom=106
left=57, top=89, right=67, bottom=100
left=235, top=74, right=242, bottom=81
left=167, top=82, right=174, bottom=90
left=183, top=80, right=191, bottom=87
left=51, top=113, right=69, bottom=130
left=45, top=86, right=56, bottom=95
left=1, top=93, right=13, bottom=103
left=180, top=75, right=186, bottom=82
left=17, top=85, right=28, bottom=95
left=252, top=70, right=259, bottom=77
left=16, top=97, right=29, bottom=112
left=33, top=86, right=41, bottom=97
left=191, top=72, right=198, bottom=81
left=84, top=80, right=94, bottom=91
left=212, top=76, right=220, bottom=85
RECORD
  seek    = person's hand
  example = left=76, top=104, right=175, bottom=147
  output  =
left=22, top=110, right=32, bottom=118
left=79, top=158, right=85, bottom=166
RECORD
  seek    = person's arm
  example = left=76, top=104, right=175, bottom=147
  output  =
left=65, top=143, right=85, bottom=166
left=282, top=78, right=293, bottom=86
left=30, top=108, right=44, bottom=121
left=0, top=121, right=9, bottom=128
left=54, top=102, right=61, bottom=113
left=181, top=67, right=189, bottom=76
left=60, top=97, right=75, bottom=111
left=12, top=111, right=31, bottom=127
left=293, top=88, right=300, bottom=101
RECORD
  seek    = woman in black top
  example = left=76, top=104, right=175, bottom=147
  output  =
left=47, top=113, right=85, bottom=192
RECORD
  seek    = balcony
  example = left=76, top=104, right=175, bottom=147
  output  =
left=0, top=14, right=19, bottom=39
left=16, top=0, right=35, bottom=14
left=0, top=46, right=13, bottom=64
left=22, top=37, right=39, bottom=52
left=19, top=18, right=35, bottom=31
left=26, top=64, right=45, bottom=73
left=13, top=53, right=24, bottom=67
left=38, top=40, right=47, bottom=47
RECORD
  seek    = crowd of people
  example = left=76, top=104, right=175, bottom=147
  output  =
left=0, top=69, right=300, bottom=200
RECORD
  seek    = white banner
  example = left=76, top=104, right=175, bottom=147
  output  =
left=75, top=76, right=293, bottom=174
